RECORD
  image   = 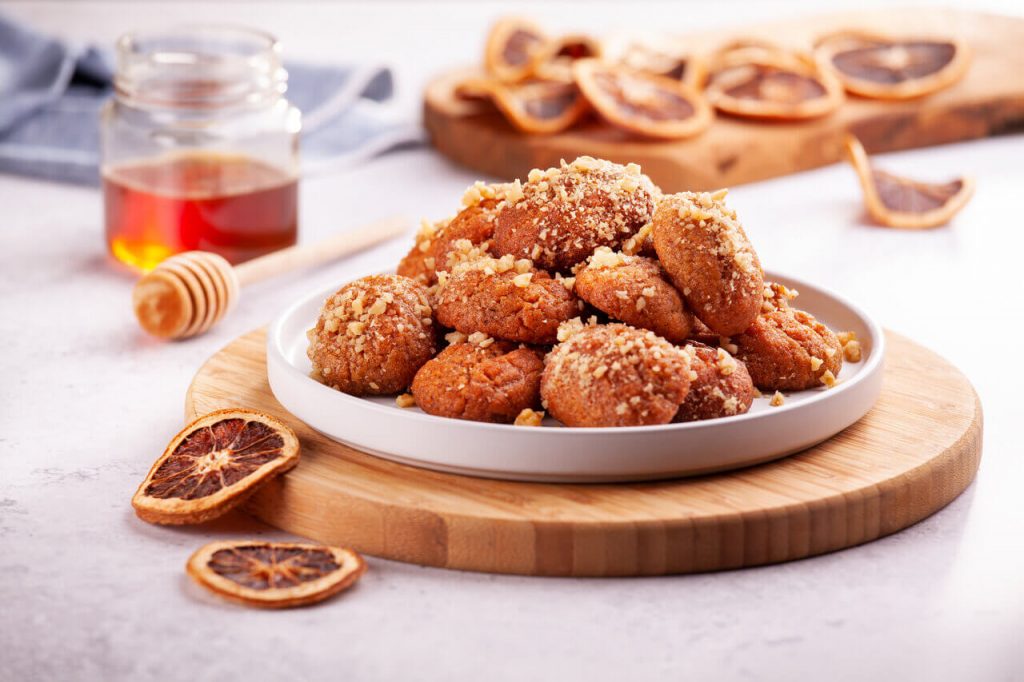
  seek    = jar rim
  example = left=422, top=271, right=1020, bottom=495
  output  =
left=115, top=24, right=287, bottom=110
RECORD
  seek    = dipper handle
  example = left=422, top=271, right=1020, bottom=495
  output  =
left=132, top=215, right=409, bottom=340
left=233, top=215, right=409, bottom=287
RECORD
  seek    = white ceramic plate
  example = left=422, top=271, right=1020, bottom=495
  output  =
left=267, top=272, right=884, bottom=482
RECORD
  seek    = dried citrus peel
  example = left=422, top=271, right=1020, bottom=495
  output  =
left=187, top=540, right=365, bottom=608
left=529, top=34, right=603, bottom=82
left=844, top=135, right=974, bottom=229
left=816, top=31, right=970, bottom=100
left=618, top=42, right=707, bottom=89
left=705, top=49, right=844, bottom=121
left=484, top=17, right=548, bottom=83
left=455, top=77, right=590, bottom=134
left=572, top=59, right=712, bottom=140
left=131, top=409, right=300, bottom=525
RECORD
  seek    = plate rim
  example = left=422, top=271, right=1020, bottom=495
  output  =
left=267, top=269, right=885, bottom=435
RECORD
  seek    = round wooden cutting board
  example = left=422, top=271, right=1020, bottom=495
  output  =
left=425, top=8, right=1024, bottom=192
left=185, top=329, right=981, bottom=577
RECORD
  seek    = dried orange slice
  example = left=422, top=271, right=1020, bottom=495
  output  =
left=484, top=17, right=548, bottom=83
left=529, top=34, right=603, bottom=82
left=709, top=38, right=791, bottom=65
left=705, top=49, right=843, bottom=120
left=618, top=42, right=707, bottom=89
left=187, top=540, right=365, bottom=608
left=132, top=409, right=300, bottom=525
left=572, top=59, right=712, bottom=140
left=456, top=77, right=589, bottom=134
left=844, top=135, right=974, bottom=229
left=817, top=31, right=970, bottom=100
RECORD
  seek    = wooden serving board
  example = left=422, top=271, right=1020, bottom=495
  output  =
left=185, top=329, right=982, bottom=577
left=425, top=8, right=1024, bottom=191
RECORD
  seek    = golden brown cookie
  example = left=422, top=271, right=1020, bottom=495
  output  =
left=308, top=275, right=437, bottom=395
left=396, top=189, right=507, bottom=287
left=652, top=190, right=764, bottom=336
left=541, top=323, right=691, bottom=427
left=731, top=306, right=843, bottom=391
left=574, top=247, right=692, bottom=342
left=435, top=254, right=579, bottom=344
left=492, top=156, right=659, bottom=272
left=676, top=344, right=755, bottom=421
left=411, top=337, right=545, bottom=423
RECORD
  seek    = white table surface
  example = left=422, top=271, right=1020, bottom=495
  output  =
left=2, top=2, right=1023, bottom=681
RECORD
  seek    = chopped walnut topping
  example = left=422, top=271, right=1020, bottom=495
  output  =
left=396, top=393, right=416, bottom=408
left=837, top=331, right=857, bottom=346
left=716, top=347, right=737, bottom=376
left=445, top=330, right=468, bottom=345
left=468, top=331, right=495, bottom=348
left=512, top=272, right=534, bottom=287
left=555, top=273, right=576, bottom=291
left=514, top=408, right=545, bottom=427
left=770, top=390, right=785, bottom=406
left=504, top=179, right=525, bottom=205
left=462, top=180, right=501, bottom=207
left=587, top=246, right=626, bottom=269
left=636, top=297, right=647, bottom=311
left=820, top=370, right=838, bottom=388
left=809, top=356, right=824, bottom=371
left=556, top=317, right=586, bottom=342
left=593, top=364, right=609, bottom=378
left=622, top=223, right=652, bottom=256
left=843, top=340, right=862, bottom=362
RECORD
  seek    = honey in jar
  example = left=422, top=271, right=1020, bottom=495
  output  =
left=101, top=26, right=301, bottom=271
left=103, top=153, right=298, bottom=270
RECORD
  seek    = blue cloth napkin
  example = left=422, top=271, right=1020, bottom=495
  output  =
left=0, top=13, right=423, bottom=185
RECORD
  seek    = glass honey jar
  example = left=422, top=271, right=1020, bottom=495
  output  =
left=101, top=26, right=301, bottom=271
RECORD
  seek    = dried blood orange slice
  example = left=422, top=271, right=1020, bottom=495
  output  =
left=132, top=409, right=300, bottom=525
left=572, top=59, right=712, bottom=140
left=187, top=540, right=365, bottom=608
left=844, top=135, right=974, bottom=229
left=484, top=17, right=548, bottom=83
left=457, top=77, right=589, bottom=134
left=529, top=34, right=603, bottom=82
left=705, top=49, right=843, bottom=120
left=619, top=42, right=707, bottom=89
left=816, top=31, right=970, bottom=100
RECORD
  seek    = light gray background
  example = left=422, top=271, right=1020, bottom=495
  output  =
left=1, top=2, right=1022, bottom=681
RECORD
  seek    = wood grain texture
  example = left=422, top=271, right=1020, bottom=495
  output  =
left=424, top=9, right=1024, bottom=191
left=184, top=328, right=982, bottom=576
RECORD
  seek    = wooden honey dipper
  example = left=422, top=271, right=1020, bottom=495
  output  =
left=132, top=215, right=408, bottom=340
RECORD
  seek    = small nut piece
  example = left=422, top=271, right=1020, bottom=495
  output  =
left=514, top=408, right=545, bottom=426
